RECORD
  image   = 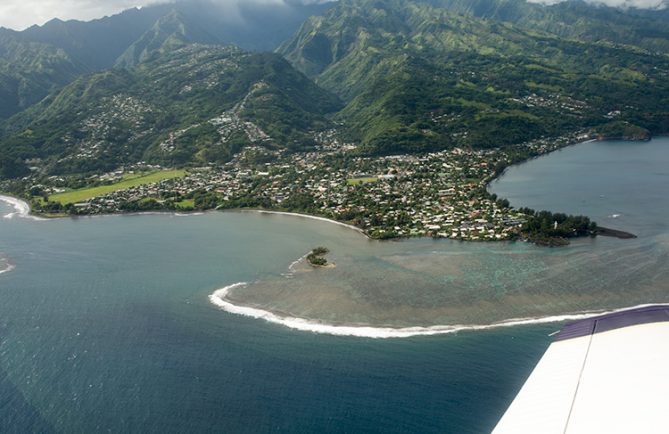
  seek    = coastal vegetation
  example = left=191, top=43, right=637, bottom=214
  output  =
left=518, top=209, right=597, bottom=246
left=307, top=247, right=329, bottom=267
left=0, top=0, right=663, bottom=246
left=6, top=132, right=613, bottom=246
left=49, top=170, right=186, bottom=204
left=2, top=0, right=669, bottom=180
left=0, top=44, right=341, bottom=178
left=279, top=0, right=669, bottom=155
left=594, top=121, right=651, bottom=141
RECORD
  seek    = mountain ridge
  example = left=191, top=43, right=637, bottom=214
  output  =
left=279, top=0, right=669, bottom=154
left=0, top=0, right=335, bottom=119
left=0, top=44, right=341, bottom=177
left=1, top=0, right=669, bottom=178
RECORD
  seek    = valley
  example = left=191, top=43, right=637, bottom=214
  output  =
left=1, top=0, right=667, bottom=245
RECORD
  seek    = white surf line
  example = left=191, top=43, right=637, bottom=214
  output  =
left=288, top=252, right=310, bottom=272
left=174, top=212, right=205, bottom=217
left=209, top=283, right=663, bottom=338
left=250, top=210, right=370, bottom=238
left=0, top=195, right=46, bottom=221
left=0, top=195, right=30, bottom=218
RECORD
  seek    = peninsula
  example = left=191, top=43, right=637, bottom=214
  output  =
left=1, top=130, right=634, bottom=246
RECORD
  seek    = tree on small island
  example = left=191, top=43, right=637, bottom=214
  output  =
left=519, top=208, right=597, bottom=246
left=307, top=247, right=329, bottom=266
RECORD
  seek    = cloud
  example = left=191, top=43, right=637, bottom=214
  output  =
left=0, top=0, right=333, bottom=31
left=0, top=0, right=161, bottom=30
left=527, top=0, right=667, bottom=9
left=1, top=0, right=664, bottom=32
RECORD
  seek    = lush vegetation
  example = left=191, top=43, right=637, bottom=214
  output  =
left=280, top=0, right=669, bottom=154
left=0, top=1, right=333, bottom=120
left=307, top=247, right=330, bottom=266
left=48, top=170, right=186, bottom=204
left=0, top=43, right=341, bottom=177
left=1, top=0, right=669, bottom=181
left=594, top=121, right=651, bottom=141
left=0, top=32, right=84, bottom=119
left=519, top=208, right=597, bottom=246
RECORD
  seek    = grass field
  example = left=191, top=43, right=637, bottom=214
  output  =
left=346, top=177, right=378, bottom=186
left=174, top=199, right=195, bottom=209
left=49, top=170, right=187, bottom=204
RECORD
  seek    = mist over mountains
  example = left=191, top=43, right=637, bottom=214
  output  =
left=0, top=0, right=335, bottom=119
left=0, top=0, right=337, bottom=31
left=528, top=0, right=668, bottom=8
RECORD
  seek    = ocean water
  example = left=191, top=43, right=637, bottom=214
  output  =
left=0, top=138, right=667, bottom=432
left=220, top=139, right=669, bottom=329
left=0, top=205, right=553, bottom=433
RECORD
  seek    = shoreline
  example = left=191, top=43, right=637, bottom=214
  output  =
left=485, top=138, right=597, bottom=191
left=1, top=135, right=647, bottom=243
left=596, top=226, right=637, bottom=239
left=241, top=209, right=370, bottom=239
left=0, top=194, right=34, bottom=219
left=0, top=194, right=210, bottom=221
left=0, top=196, right=373, bottom=239
left=0, top=137, right=618, bottom=243
left=209, top=282, right=667, bottom=338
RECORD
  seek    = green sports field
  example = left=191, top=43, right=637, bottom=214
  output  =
left=49, top=170, right=186, bottom=204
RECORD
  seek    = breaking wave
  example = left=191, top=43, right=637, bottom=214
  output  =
left=0, top=195, right=45, bottom=220
left=0, top=263, right=15, bottom=275
left=209, top=282, right=659, bottom=338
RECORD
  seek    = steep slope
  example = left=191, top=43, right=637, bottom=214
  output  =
left=429, top=0, right=669, bottom=53
left=279, top=0, right=669, bottom=154
left=0, top=0, right=334, bottom=119
left=0, top=44, right=341, bottom=176
left=114, top=10, right=218, bottom=68
left=16, top=7, right=170, bottom=71
left=0, top=32, right=84, bottom=119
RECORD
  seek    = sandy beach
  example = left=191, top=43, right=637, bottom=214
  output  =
left=0, top=195, right=31, bottom=218
left=241, top=209, right=371, bottom=238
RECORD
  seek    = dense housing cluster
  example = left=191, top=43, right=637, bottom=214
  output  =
left=21, top=131, right=591, bottom=242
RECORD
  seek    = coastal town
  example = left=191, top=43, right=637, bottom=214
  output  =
left=12, top=130, right=593, bottom=242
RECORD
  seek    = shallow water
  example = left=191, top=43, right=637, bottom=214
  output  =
left=0, top=200, right=553, bottom=433
left=0, top=138, right=667, bottom=432
left=220, top=139, right=669, bottom=330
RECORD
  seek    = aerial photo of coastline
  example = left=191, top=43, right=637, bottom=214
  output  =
left=1, top=0, right=668, bottom=432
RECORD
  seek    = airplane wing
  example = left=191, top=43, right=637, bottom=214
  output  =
left=493, top=305, right=669, bottom=434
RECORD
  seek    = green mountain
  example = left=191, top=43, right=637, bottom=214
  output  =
left=0, top=31, right=85, bottom=119
left=114, top=11, right=217, bottom=68
left=429, top=0, right=669, bottom=53
left=0, top=44, right=341, bottom=177
left=0, top=0, right=334, bottom=119
left=279, top=0, right=669, bottom=154
left=2, top=0, right=669, bottom=179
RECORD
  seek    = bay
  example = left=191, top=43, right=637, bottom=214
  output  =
left=0, top=137, right=667, bottom=432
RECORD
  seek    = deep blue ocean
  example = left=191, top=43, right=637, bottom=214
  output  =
left=0, top=138, right=666, bottom=433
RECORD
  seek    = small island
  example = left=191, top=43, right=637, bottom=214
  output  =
left=518, top=209, right=597, bottom=246
left=307, top=247, right=330, bottom=267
